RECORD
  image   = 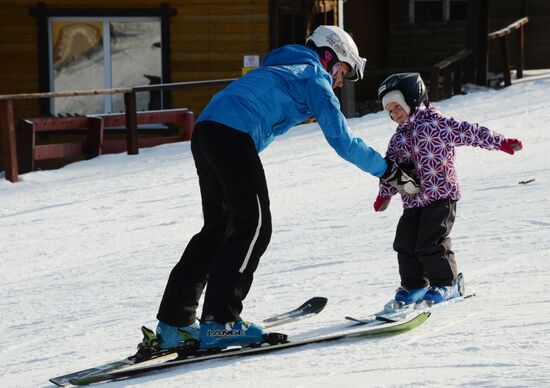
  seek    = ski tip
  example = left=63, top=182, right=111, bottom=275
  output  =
left=49, top=378, right=66, bottom=387
left=344, top=316, right=360, bottom=322
left=307, top=297, right=328, bottom=307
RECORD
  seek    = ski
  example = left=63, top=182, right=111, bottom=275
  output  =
left=345, top=292, right=476, bottom=325
left=49, top=297, right=327, bottom=387
left=263, top=296, right=327, bottom=327
left=70, top=311, right=430, bottom=386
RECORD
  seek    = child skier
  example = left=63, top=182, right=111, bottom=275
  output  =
left=375, top=73, right=523, bottom=309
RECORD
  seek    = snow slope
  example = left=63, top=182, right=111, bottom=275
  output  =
left=1, top=75, right=549, bottom=387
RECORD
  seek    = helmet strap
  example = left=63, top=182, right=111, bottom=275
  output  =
left=308, top=43, right=339, bottom=75
left=330, top=62, right=343, bottom=86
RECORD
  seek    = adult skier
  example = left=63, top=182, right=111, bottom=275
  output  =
left=154, top=26, right=420, bottom=351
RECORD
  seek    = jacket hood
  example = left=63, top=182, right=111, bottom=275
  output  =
left=262, top=44, right=323, bottom=68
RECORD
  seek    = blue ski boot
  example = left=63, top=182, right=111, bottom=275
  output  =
left=422, top=273, right=464, bottom=305
left=384, top=286, right=429, bottom=312
left=155, top=320, right=200, bottom=349
left=197, top=319, right=286, bottom=350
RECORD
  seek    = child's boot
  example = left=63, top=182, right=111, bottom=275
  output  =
left=384, top=286, right=428, bottom=312
left=422, top=273, right=464, bottom=305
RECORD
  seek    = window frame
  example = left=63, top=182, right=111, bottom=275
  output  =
left=31, top=3, right=176, bottom=116
left=408, top=0, right=467, bottom=24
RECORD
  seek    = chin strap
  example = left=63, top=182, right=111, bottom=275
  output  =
left=330, top=62, right=343, bottom=86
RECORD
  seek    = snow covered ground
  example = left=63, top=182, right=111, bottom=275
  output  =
left=1, top=74, right=550, bottom=387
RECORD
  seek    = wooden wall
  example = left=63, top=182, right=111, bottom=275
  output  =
left=384, top=0, right=549, bottom=74
left=0, top=1, right=41, bottom=118
left=169, top=0, right=269, bottom=115
left=524, top=0, right=550, bottom=68
left=0, top=1, right=270, bottom=169
left=385, top=0, right=467, bottom=69
left=0, top=0, right=270, bottom=119
left=343, top=0, right=388, bottom=103
left=489, top=0, right=550, bottom=70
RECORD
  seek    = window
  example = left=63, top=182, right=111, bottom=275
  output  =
left=31, top=4, right=175, bottom=116
left=50, top=18, right=162, bottom=115
left=410, top=0, right=467, bottom=24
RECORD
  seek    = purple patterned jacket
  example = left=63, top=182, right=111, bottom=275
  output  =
left=378, top=104, right=504, bottom=208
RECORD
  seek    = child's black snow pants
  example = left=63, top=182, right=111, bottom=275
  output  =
left=393, top=198, right=458, bottom=288
left=157, top=121, right=272, bottom=326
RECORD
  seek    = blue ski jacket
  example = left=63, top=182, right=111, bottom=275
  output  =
left=197, top=44, right=387, bottom=177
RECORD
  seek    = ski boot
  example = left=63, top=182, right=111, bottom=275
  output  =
left=384, top=286, right=429, bottom=312
left=154, top=320, right=200, bottom=349
left=135, top=325, right=183, bottom=361
left=177, top=319, right=287, bottom=358
left=420, top=273, right=464, bottom=306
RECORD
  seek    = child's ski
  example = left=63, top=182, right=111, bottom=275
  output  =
left=345, top=293, right=476, bottom=325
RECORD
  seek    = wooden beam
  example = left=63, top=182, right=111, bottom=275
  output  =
left=499, top=37, right=512, bottom=87
left=488, top=17, right=529, bottom=40
left=517, top=25, right=525, bottom=79
left=34, top=143, right=86, bottom=160
left=0, top=100, right=19, bottom=182
left=124, top=92, right=139, bottom=155
left=476, top=0, right=489, bottom=85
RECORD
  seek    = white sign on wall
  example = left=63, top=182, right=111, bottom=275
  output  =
left=243, top=55, right=260, bottom=68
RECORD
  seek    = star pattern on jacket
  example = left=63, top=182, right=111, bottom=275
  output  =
left=379, top=105, right=504, bottom=208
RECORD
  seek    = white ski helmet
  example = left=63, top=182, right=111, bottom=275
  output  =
left=306, top=25, right=366, bottom=82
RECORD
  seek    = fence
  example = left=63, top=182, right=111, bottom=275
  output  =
left=429, top=49, right=473, bottom=101
left=0, top=79, right=236, bottom=182
left=488, top=17, right=529, bottom=86
left=417, top=16, right=529, bottom=101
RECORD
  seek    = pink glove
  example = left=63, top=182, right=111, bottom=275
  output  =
left=499, top=138, right=523, bottom=155
left=373, top=195, right=391, bottom=212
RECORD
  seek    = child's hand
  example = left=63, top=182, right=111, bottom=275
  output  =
left=373, top=195, right=391, bottom=212
left=499, top=138, right=523, bottom=155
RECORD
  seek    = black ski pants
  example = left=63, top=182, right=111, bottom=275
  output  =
left=393, top=198, right=458, bottom=288
left=157, top=121, right=272, bottom=326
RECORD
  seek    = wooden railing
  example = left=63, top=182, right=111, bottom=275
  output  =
left=16, top=109, right=194, bottom=174
left=0, top=78, right=236, bottom=182
left=429, top=49, right=473, bottom=101
left=488, top=17, right=529, bottom=87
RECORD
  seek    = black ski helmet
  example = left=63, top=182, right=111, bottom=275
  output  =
left=378, top=73, right=428, bottom=113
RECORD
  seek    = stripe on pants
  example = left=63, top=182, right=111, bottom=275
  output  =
left=239, top=195, right=262, bottom=273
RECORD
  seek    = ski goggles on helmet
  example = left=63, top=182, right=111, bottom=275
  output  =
left=344, top=56, right=367, bottom=82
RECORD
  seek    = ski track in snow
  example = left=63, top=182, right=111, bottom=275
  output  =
left=1, top=76, right=550, bottom=387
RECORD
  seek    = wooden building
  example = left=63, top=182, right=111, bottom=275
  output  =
left=345, top=0, right=550, bottom=108
left=0, top=0, right=274, bottom=121
left=0, top=0, right=549, bottom=171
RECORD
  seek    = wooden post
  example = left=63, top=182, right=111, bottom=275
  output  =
left=87, top=117, right=104, bottom=158
left=476, top=0, right=489, bottom=85
left=0, top=99, right=19, bottom=182
left=443, top=68, right=453, bottom=98
left=429, top=68, right=440, bottom=101
left=17, top=119, right=35, bottom=174
left=453, top=61, right=463, bottom=95
left=465, top=0, right=480, bottom=83
left=181, top=110, right=195, bottom=141
left=124, top=92, right=139, bottom=155
left=517, top=25, right=525, bottom=79
left=500, top=36, right=512, bottom=86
